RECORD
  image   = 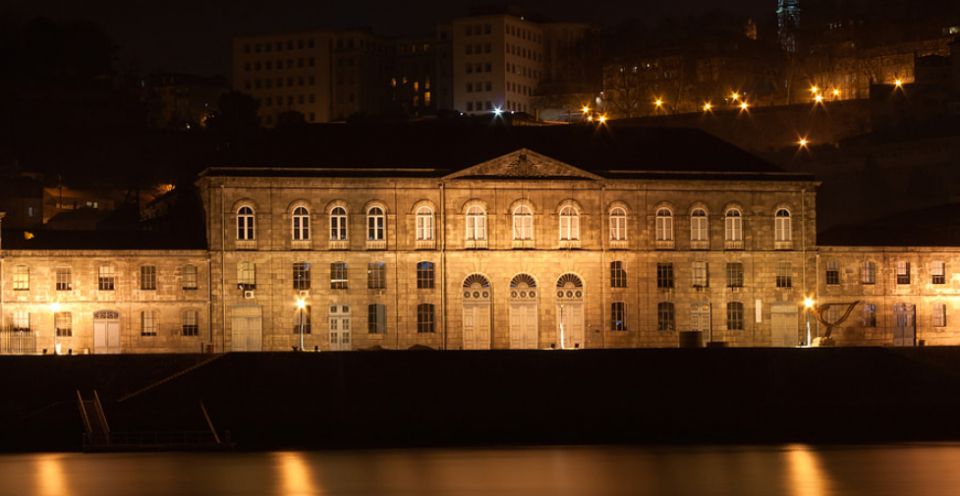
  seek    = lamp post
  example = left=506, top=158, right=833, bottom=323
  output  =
left=50, top=301, right=61, bottom=355
left=559, top=303, right=566, bottom=350
left=295, top=297, right=306, bottom=351
left=803, top=296, right=815, bottom=347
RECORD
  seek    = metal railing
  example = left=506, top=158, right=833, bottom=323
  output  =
left=1, top=330, right=37, bottom=355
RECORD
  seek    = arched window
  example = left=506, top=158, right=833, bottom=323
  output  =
left=609, top=207, right=627, bottom=241
left=237, top=206, right=255, bottom=240
left=655, top=208, right=673, bottom=241
left=775, top=209, right=792, bottom=242
left=292, top=206, right=310, bottom=240
left=724, top=208, right=743, bottom=242
left=330, top=207, right=347, bottom=241
left=466, top=206, right=486, bottom=241
left=367, top=207, right=385, bottom=241
left=690, top=208, right=708, bottom=242
left=559, top=205, right=580, bottom=241
left=513, top=205, right=533, bottom=240
left=416, top=206, right=434, bottom=241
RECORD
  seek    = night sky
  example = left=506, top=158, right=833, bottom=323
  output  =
left=4, top=0, right=771, bottom=76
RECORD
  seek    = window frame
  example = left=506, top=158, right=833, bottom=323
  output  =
left=657, top=302, right=675, bottom=331
left=368, top=304, right=386, bottom=334
left=726, top=262, right=744, bottom=288
left=558, top=205, right=580, bottom=241
left=181, top=265, right=199, bottom=290
left=609, top=207, right=627, bottom=241
left=98, top=265, right=116, bottom=291
left=657, top=262, right=674, bottom=289
left=182, top=310, right=200, bottom=336
left=415, top=206, right=434, bottom=241
left=55, top=268, right=72, bottom=292
left=610, top=261, right=627, bottom=289
left=727, top=302, right=745, bottom=330
left=13, top=265, right=29, bottom=291
left=611, top=302, right=627, bottom=331
left=417, top=261, right=435, bottom=289
left=367, top=206, right=385, bottom=241
left=140, top=265, right=157, bottom=291
left=330, top=206, right=348, bottom=241
left=655, top=208, right=674, bottom=241
left=330, top=262, right=348, bottom=289
left=690, top=208, right=708, bottom=242
left=237, top=206, right=255, bottom=240
left=724, top=208, right=743, bottom=242
left=512, top=204, right=534, bottom=241
left=367, top=261, right=386, bottom=289
left=293, top=262, right=311, bottom=290
left=417, top=303, right=435, bottom=333
left=465, top=205, right=487, bottom=241
left=774, top=208, right=792, bottom=242
left=292, top=206, right=310, bottom=241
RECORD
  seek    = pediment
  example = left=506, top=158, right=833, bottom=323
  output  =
left=444, top=148, right=601, bottom=181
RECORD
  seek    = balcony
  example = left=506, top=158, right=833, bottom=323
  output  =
left=235, top=240, right=257, bottom=251
left=290, top=240, right=312, bottom=250
left=774, top=240, right=794, bottom=251
left=328, top=239, right=349, bottom=250
left=609, top=239, right=629, bottom=250
left=465, top=239, right=488, bottom=249
left=559, top=239, right=581, bottom=250
left=512, top=239, right=534, bottom=249
left=415, top=239, right=436, bottom=250
left=690, top=240, right=710, bottom=251
left=365, top=239, right=387, bottom=250
left=655, top=239, right=675, bottom=250
left=724, top=240, right=744, bottom=251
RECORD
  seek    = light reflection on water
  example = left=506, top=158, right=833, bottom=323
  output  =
left=2, top=444, right=960, bottom=495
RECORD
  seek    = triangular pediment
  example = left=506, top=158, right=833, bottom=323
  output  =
left=444, top=148, right=602, bottom=181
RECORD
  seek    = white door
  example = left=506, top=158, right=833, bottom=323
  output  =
left=463, top=302, right=491, bottom=350
left=556, top=274, right=585, bottom=349
left=691, top=303, right=711, bottom=334
left=329, top=305, right=351, bottom=351
left=231, top=305, right=262, bottom=351
left=93, top=311, right=121, bottom=354
left=509, top=302, right=538, bottom=349
left=771, top=305, right=799, bottom=347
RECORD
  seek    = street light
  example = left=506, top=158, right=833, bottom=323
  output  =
left=702, top=102, right=713, bottom=112
left=894, top=79, right=904, bottom=89
left=730, top=92, right=740, bottom=101
left=739, top=101, right=750, bottom=112
left=295, top=297, right=306, bottom=351
left=797, top=137, right=810, bottom=150
left=803, top=297, right=815, bottom=347
left=653, top=98, right=664, bottom=111
left=597, top=114, right=607, bottom=124
left=814, top=94, right=824, bottom=104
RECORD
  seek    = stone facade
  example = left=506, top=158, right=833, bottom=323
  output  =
left=3, top=147, right=959, bottom=353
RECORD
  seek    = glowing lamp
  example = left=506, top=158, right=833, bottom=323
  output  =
left=493, top=107, right=503, bottom=116
left=803, top=297, right=815, bottom=310
left=810, top=85, right=820, bottom=94
left=702, top=102, right=713, bottom=112
left=654, top=98, right=664, bottom=108
left=598, top=114, right=607, bottom=124
left=814, top=94, right=824, bottom=104
left=798, top=137, right=809, bottom=148
left=739, top=101, right=749, bottom=111
left=581, top=105, right=590, bottom=114
left=832, top=88, right=841, bottom=97
left=50, top=302, right=62, bottom=313
left=894, top=79, right=904, bottom=88
left=730, top=92, right=740, bottom=101
left=295, top=298, right=307, bottom=311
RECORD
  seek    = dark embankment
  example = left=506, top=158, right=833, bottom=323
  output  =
left=4, top=347, right=960, bottom=452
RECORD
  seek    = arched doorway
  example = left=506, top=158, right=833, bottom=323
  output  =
left=509, top=274, right=539, bottom=349
left=93, top=310, right=121, bottom=354
left=556, top=274, right=584, bottom=349
left=462, top=274, right=492, bottom=349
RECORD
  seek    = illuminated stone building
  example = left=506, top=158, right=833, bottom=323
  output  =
left=2, top=126, right=960, bottom=353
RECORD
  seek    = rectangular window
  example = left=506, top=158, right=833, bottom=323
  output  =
left=933, top=303, right=947, bottom=327
left=182, top=310, right=199, bottom=336
left=98, top=265, right=115, bottom=291
left=861, top=261, right=876, bottom=285
left=55, top=312, right=72, bottom=337
left=293, top=262, right=311, bottom=290
left=140, top=266, right=157, bottom=291
left=417, top=262, right=435, bottom=289
left=55, top=269, right=72, bottom=291
left=776, top=261, right=792, bottom=288
left=294, top=305, right=311, bottom=334
left=692, top=261, right=709, bottom=288
left=826, top=261, right=840, bottom=285
left=141, top=311, right=158, bottom=336
left=658, top=302, right=675, bottom=331
left=610, top=261, right=627, bottom=288
left=727, top=302, right=744, bottom=330
left=657, top=263, right=674, bottom=289
left=368, top=304, right=386, bottom=333
left=932, top=261, right=946, bottom=285
left=238, top=261, right=256, bottom=289
left=897, top=261, right=911, bottom=285
left=181, top=265, right=198, bottom=290
left=417, top=303, right=435, bottom=333
left=13, top=265, right=29, bottom=291
left=862, top=303, right=877, bottom=327
left=13, top=311, right=30, bottom=332
left=611, top=302, right=627, bottom=331
left=367, top=262, right=386, bottom=289
left=726, top=262, right=744, bottom=288
left=331, top=262, right=348, bottom=289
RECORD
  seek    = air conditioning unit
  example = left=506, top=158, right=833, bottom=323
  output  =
left=298, top=290, right=310, bottom=298
left=243, top=290, right=255, bottom=299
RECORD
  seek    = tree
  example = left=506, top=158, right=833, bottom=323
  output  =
left=207, top=91, right=260, bottom=133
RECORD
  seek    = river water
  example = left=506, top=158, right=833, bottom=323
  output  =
left=2, top=444, right=959, bottom=495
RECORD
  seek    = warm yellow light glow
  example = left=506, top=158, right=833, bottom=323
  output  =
left=739, top=101, right=749, bottom=111
left=586, top=115, right=593, bottom=122
left=702, top=102, right=713, bottom=112
left=814, top=94, right=824, bottom=104
left=798, top=137, right=809, bottom=148
left=730, top=92, right=740, bottom=101
left=810, top=85, right=820, bottom=94
left=785, top=444, right=832, bottom=496
left=832, top=88, right=841, bottom=97
left=654, top=98, right=664, bottom=108
left=35, top=454, right=67, bottom=496
left=275, top=451, right=317, bottom=496
left=598, top=114, right=607, bottom=124
left=295, top=298, right=306, bottom=310
left=581, top=105, right=590, bottom=114
left=894, top=79, right=904, bottom=88
left=803, top=297, right=815, bottom=310
left=49, top=302, right=62, bottom=313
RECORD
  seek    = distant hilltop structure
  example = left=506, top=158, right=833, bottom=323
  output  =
left=777, top=0, right=801, bottom=53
